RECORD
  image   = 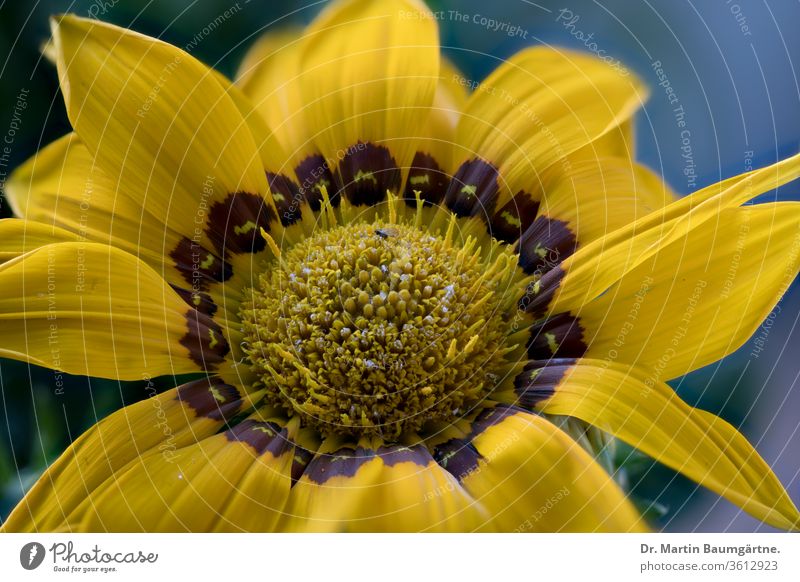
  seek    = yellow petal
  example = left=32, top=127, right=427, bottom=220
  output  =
left=0, top=242, right=229, bottom=379
left=451, top=46, right=648, bottom=217
left=579, top=202, right=800, bottom=378
left=0, top=219, right=78, bottom=264
left=402, top=57, right=469, bottom=206
left=430, top=57, right=469, bottom=137
left=298, top=0, right=440, bottom=207
left=212, top=68, right=314, bottom=229
left=213, top=430, right=301, bottom=532
left=5, top=133, right=258, bottom=322
left=236, top=26, right=308, bottom=161
left=570, top=119, right=636, bottom=162
left=75, top=418, right=295, bottom=532
left=283, top=444, right=487, bottom=532
left=51, top=15, right=279, bottom=257
left=7, top=136, right=201, bottom=279
left=2, top=376, right=257, bottom=532
left=234, top=26, right=339, bottom=217
left=519, top=360, right=800, bottom=531
left=513, top=157, right=674, bottom=270
left=538, top=151, right=800, bottom=316
left=453, top=406, right=646, bottom=532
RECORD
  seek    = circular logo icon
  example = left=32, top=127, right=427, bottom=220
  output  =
left=19, top=542, right=46, bottom=570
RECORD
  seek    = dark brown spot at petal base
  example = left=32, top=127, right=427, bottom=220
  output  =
left=225, top=419, right=293, bottom=458
left=206, top=192, right=277, bottom=255
left=291, top=447, right=314, bottom=486
left=304, top=448, right=373, bottom=484
left=527, top=312, right=587, bottom=360
left=170, top=237, right=232, bottom=291
left=181, top=309, right=230, bottom=370
left=176, top=376, right=241, bottom=421
left=295, top=154, right=337, bottom=211
left=433, top=438, right=482, bottom=481
left=304, top=445, right=429, bottom=485
left=518, top=266, right=565, bottom=318
left=403, top=151, right=449, bottom=207
left=513, top=360, right=574, bottom=408
left=490, top=191, right=540, bottom=244
left=337, top=141, right=400, bottom=207
left=267, top=172, right=303, bottom=226
left=170, top=285, right=218, bottom=316
left=517, top=216, right=577, bottom=275
left=379, top=444, right=431, bottom=468
left=444, top=158, right=499, bottom=219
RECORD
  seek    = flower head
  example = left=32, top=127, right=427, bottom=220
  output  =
left=2, top=0, right=800, bottom=532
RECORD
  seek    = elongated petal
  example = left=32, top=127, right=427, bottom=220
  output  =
left=518, top=360, right=800, bottom=531
left=577, top=202, right=800, bottom=378
left=284, top=444, right=487, bottom=532
left=236, top=27, right=308, bottom=161
left=235, top=26, right=340, bottom=217
left=5, top=133, right=260, bottom=323
left=2, top=375, right=257, bottom=532
left=443, top=406, right=645, bottom=532
left=449, top=46, right=647, bottom=223
left=401, top=58, right=469, bottom=207
left=212, top=428, right=300, bottom=533
left=6, top=136, right=200, bottom=283
left=569, top=119, right=636, bottom=162
left=533, top=152, right=800, bottom=316
left=75, top=418, right=295, bottom=532
left=513, top=157, right=673, bottom=271
left=0, top=219, right=78, bottom=264
left=51, top=15, right=281, bottom=259
left=298, top=0, right=440, bottom=207
left=0, top=242, right=228, bottom=379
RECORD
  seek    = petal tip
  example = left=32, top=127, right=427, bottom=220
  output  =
left=49, top=13, right=80, bottom=37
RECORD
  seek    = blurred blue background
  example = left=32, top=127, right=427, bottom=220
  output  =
left=0, top=0, right=798, bottom=532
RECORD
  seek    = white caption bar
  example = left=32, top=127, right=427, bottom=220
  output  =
left=1, top=533, right=798, bottom=581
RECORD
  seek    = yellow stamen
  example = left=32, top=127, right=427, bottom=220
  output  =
left=260, top=227, right=281, bottom=259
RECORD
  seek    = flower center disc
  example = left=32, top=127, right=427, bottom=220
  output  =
left=240, top=222, right=518, bottom=440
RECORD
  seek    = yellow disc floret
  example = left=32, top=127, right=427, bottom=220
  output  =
left=240, top=222, right=521, bottom=440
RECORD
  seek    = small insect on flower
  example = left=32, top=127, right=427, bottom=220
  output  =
left=1, top=0, right=799, bottom=533
left=375, top=227, right=400, bottom=239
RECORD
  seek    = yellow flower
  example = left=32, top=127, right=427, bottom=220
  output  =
left=2, top=0, right=800, bottom=532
